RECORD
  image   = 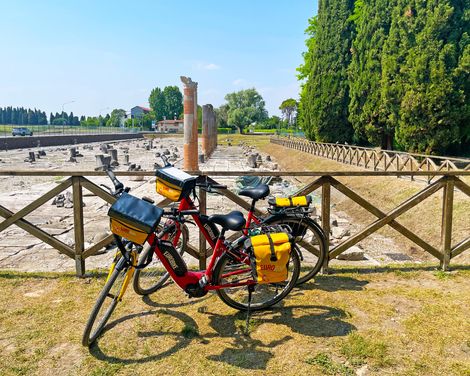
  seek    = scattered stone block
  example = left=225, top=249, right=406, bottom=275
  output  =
left=247, top=154, right=258, bottom=168
left=109, top=149, right=119, bottom=167
left=332, top=227, right=350, bottom=239
left=337, top=246, right=365, bottom=261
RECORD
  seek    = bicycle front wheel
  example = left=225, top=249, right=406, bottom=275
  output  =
left=213, top=247, right=300, bottom=311
left=133, top=224, right=188, bottom=296
left=82, top=257, right=133, bottom=346
left=264, top=216, right=327, bottom=284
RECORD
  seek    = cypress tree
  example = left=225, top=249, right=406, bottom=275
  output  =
left=301, top=0, right=355, bottom=142
left=348, top=0, right=394, bottom=147
left=393, top=0, right=467, bottom=154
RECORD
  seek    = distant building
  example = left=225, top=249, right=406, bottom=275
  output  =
left=157, top=119, right=184, bottom=133
left=130, top=106, right=151, bottom=118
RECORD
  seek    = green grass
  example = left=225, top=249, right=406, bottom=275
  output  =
left=305, top=353, right=354, bottom=375
left=0, top=265, right=469, bottom=375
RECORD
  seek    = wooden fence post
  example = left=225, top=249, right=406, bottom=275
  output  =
left=198, top=185, right=207, bottom=270
left=440, top=177, right=454, bottom=271
left=72, top=176, right=85, bottom=276
left=321, top=179, right=331, bottom=273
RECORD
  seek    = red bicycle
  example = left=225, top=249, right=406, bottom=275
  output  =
left=133, top=171, right=327, bottom=294
left=82, top=170, right=300, bottom=346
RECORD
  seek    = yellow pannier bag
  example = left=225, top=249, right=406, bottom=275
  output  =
left=247, top=232, right=292, bottom=284
left=110, top=218, right=149, bottom=245
left=155, top=166, right=197, bottom=202
left=268, top=195, right=312, bottom=208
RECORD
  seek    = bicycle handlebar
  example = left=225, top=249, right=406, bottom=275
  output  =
left=161, top=155, right=171, bottom=167
left=104, top=169, right=125, bottom=196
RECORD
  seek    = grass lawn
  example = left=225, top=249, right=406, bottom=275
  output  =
left=0, top=265, right=469, bottom=375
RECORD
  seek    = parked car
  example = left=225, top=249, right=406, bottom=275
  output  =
left=12, top=127, right=33, bottom=136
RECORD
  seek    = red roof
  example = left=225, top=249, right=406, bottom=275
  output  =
left=137, top=106, right=151, bottom=112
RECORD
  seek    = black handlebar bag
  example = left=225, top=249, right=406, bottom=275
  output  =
left=108, top=192, right=163, bottom=245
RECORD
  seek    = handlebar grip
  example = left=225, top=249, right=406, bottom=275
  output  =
left=211, top=184, right=227, bottom=189
left=180, top=210, right=200, bottom=215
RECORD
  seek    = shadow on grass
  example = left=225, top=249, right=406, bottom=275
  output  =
left=141, top=293, right=210, bottom=309
left=301, top=275, right=369, bottom=292
left=204, top=304, right=355, bottom=369
left=0, top=270, right=110, bottom=280
left=207, top=304, right=355, bottom=338
left=89, top=309, right=199, bottom=364
left=206, top=334, right=293, bottom=370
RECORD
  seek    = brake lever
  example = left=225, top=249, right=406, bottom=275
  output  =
left=100, top=184, right=113, bottom=194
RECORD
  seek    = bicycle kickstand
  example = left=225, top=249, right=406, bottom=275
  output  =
left=245, top=284, right=254, bottom=336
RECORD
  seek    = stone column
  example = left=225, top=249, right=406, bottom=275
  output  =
left=202, top=104, right=210, bottom=158
left=181, top=76, right=199, bottom=171
left=212, top=109, right=217, bottom=154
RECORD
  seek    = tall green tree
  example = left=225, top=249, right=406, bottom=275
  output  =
left=149, top=86, right=183, bottom=121
left=348, top=0, right=394, bottom=147
left=394, top=0, right=468, bottom=154
left=162, top=86, right=183, bottom=120
left=107, top=109, right=127, bottom=127
left=279, top=98, right=298, bottom=126
left=299, top=0, right=355, bottom=142
left=149, top=87, right=165, bottom=121
left=215, top=104, right=230, bottom=128
left=224, top=88, right=268, bottom=133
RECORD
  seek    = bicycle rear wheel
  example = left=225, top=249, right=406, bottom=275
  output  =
left=213, top=247, right=300, bottom=311
left=82, top=256, right=133, bottom=346
left=133, top=224, right=188, bottom=296
left=263, top=216, right=326, bottom=284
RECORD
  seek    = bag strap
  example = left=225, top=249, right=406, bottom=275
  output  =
left=266, top=233, right=278, bottom=262
left=288, top=196, right=294, bottom=206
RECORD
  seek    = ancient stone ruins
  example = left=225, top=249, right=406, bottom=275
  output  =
left=181, top=76, right=218, bottom=170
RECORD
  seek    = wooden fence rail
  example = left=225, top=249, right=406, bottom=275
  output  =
left=271, top=136, right=470, bottom=184
left=0, top=170, right=469, bottom=276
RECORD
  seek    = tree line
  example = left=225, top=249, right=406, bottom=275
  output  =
left=298, top=0, right=469, bottom=155
left=0, top=107, right=48, bottom=125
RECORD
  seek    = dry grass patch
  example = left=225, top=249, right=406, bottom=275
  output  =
left=0, top=266, right=469, bottom=375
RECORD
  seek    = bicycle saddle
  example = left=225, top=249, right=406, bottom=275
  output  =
left=238, top=184, right=270, bottom=200
left=208, top=210, right=246, bottom=231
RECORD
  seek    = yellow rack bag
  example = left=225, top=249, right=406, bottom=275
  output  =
left=268, top=195, right=312, bottom=208
left=247, top=232, right=291, bottom=284
left=155, top=166, right=197, bottom=202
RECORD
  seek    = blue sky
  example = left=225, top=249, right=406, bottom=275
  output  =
left=0, top=0, right=317, bottom=117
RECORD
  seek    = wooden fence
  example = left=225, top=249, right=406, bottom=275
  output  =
left=0, top=170, right=469, bottom=276
left=271, top=136, right=470, bottom=183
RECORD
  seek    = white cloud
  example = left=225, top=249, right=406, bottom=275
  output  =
left=232, top=78, right=248, bottom=86
left=195, top=62, right=221, bottom=70
left=203, top=63, right=220, bottom=70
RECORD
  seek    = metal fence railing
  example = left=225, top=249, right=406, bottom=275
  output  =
left=0, top=124, right=144, bottom=137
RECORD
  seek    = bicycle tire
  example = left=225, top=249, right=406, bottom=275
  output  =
left=82, top=257, right=131, bottom=346
left=263, top=215, right=327, bottom=284
left=213, top=246, right=300, bottom=311
left=133, top=224, right=188, bottom=296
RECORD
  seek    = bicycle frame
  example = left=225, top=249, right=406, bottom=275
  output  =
left=140, top=195, right=256, bottom=294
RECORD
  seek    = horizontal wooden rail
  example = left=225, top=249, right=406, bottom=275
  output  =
left=0, top=170, right=469, bottom=177
left=0, top=170, right=468, bottom=275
